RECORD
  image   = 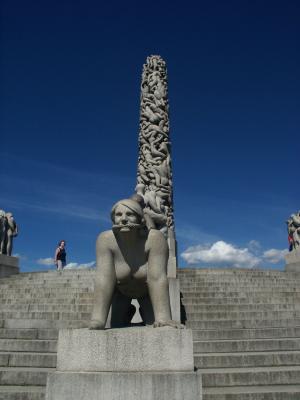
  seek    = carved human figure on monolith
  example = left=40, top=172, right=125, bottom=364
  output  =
left=89, top=198, right=181, bottom=330
left=137, top=55, right=174, bottom=234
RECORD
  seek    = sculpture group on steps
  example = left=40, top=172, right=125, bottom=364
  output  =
left=0, top=210, right=18, bottom=256
left=286, top=210, right=300, bottom=251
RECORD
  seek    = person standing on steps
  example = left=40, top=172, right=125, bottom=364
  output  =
left=54, top=240, right=67, bottom=270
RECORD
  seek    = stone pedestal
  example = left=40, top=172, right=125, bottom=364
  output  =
left=285, top=248, right=300, bottom=272
left=46, top=327, right=202, bottom=400
left=0, top=254, right=19, bottom=278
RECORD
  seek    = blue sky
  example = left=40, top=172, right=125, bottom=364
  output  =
left=1, top=0, right=299, bottom=271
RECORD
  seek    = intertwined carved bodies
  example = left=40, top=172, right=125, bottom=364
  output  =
left=89, top=199, right=175, bottom=330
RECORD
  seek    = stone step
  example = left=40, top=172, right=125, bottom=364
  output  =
left=0, top=275, right=93, bottom=282
left=195, top=350, right=300, bottom=369
left=184, top=304, right=300, bottom=312
left=194, top=338, right=300, bottom=353
left=0, top=284, right=94, bottom=291
left=191, top=327, right=300, bottom=340
left=0, top=351, right=56, bottom=368
left=0, top=385, right=45, bottom=400
left=186, top=310, right=300, bottom=321
left=186, top=318, right=300, bottom=330
left=0, top=304, right=94, bottom=312
left=14, top=302, right=300, bottom=314
left=2, top=309, right=300, bottom=322
left=11, top=302, right=300, bottom=313
left=180, top=276, right=300, bottom=282
left=0, top=311, right=91, bottom=321
left=0, top=329, right=58, bottom=340
left=181, top=283, right=300, bottom=289
left=1, top=319, right=88, bottom=330
left=200, top=366, right=300, bottom=387
left=181, top=280, right=300, bottom=286
left=6, top=280, right=300, bottom=288
left=0, top=288, right=93, bottom=295
left=3, top=289, right=300, bottom=299
left=181, top=288, right=300, bottom=299
left=1, top=298, right=93, bottom=306
left=178, top=269, right=297, bottom=276
left=0, top=366, right=54, bottom=386
left=0, top=271, right=94, bottom=279
left=0, top=339, right=57, bottom=353
left=181, top=296, right=300, bottom=304
left=202, top=385, right=300, bottom=400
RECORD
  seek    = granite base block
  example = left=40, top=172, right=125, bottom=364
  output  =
left=57, top=327, right=194, bottom=372
left=46, top=371, right=202, bottom=400
left=0, top=254, right=19, bottom=278
left=285, top=248, right=300, bottom=272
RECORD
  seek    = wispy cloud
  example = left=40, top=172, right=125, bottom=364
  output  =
left=13, top=253, right=28, bottom=261
left=0, top=198, right=109, bottom=222
left=0, top=153, right=134, bottom=223
left=36, top=257, right=54, bottom=266
left=65, top=261, right=95, bottom=269
left=176, top=223, right=219, bottom=244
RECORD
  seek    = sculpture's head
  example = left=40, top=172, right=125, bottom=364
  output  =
left=111, top=199, right=144, bottom=232
left=0, top=210, right=5, bottom=218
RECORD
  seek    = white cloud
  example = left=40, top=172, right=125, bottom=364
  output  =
left=64, top=261, right=95, bottom=270
left=181, top=239, right=289, bottom=269
left=13, top=253, right=27, bottom=261
left=181, top=241, right=260, bottom=269
left=36, top=257, right=54, bottom=266
left=263, top=248, right=288, bottom=264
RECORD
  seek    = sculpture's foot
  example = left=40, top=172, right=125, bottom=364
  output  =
left=153, top=320, right=185, bottom=329
left=89, top=320, right=105, bottom=330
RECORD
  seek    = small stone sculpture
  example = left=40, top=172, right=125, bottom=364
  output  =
left=89, top=198, right=181, bottom=329
left=136, top=55, right=174, bottom=234
left=0, top=210, right=18, bottom=256
left=286, top=211, right=300, bottom=250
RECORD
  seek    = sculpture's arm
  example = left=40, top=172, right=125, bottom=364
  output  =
left=90, top=232, right=116, bottom=329
left=147, top=230, right=172, bottom=323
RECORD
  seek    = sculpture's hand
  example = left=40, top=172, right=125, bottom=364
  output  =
left=153, top=320, right=185, bottom=329
left=89, top=320, right=106, bottom=330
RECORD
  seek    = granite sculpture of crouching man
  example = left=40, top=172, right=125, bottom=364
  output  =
left=89, top=198, right=181, bottom=329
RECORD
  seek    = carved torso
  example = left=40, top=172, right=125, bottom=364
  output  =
left=109, top=230, right=150, bottom=298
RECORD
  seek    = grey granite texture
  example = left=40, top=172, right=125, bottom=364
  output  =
left=0, top=253, right=19, bottom=277
left=57, top=327, right=194, bottom=372
left=46, top=371, right=202, bottom=400
left=136, top=55, right=174, bottom=234
left=0, top=210, right=18, bottom=256
left=89, top=198, right=181, bottom=329
left=285, top=247, right=300, bottom=272
left=286, top=211, right=300, bottom=250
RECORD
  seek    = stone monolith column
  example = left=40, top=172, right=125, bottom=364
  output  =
left=136, top=55, right=179, bottom=320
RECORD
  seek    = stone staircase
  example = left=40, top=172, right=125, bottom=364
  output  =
left=180, top=268, right=300, bottom=400
left=0, top=270, right=94, bottom=400
left=0, top=268, right=299, bottom=399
